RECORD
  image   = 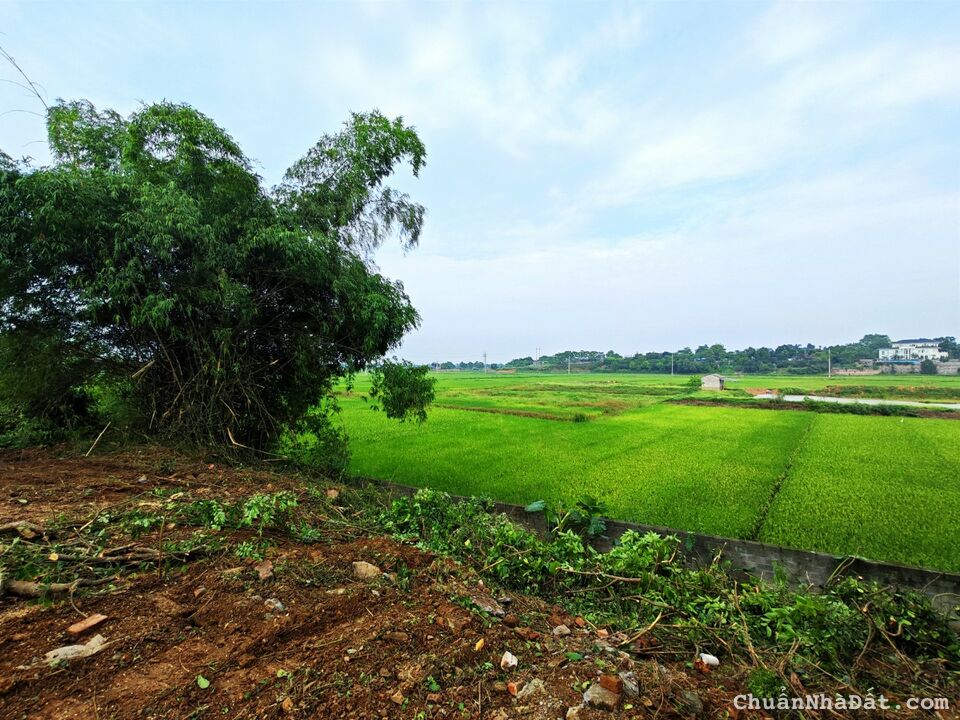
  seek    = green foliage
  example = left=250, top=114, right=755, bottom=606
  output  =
left=178, top=492, right=297, bottom=535
left=0, top=100, right=431, bottom=449
left=746, top=667, right=784, bottom=698
left=920, top=359, right=937, bottom=375
left=526, top=495, right=608, bottom=539
left=238, top=491, right=299, bottom=534
left=368, top=359, right=436, bottom=422
left=495, top=333, right=916, bottom=375
left=378, top=489, right=960, bottom=678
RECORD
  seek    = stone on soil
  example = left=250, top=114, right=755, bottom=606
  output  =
left=583, top=682, right=620, bottom=711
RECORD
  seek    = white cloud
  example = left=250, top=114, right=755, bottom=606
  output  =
left=383, top=159, right=960, bottom=361
left=747, top=0, right=847, bottom=65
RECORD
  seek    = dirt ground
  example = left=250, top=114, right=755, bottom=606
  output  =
left=0, top=447, right=949, bottom=719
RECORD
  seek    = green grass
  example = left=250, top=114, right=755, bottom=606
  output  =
left=342, top=399, right=811, bottom=537
left=760, top=414, right=960, bottom=571
left=334, top=372, right=960, bottom=571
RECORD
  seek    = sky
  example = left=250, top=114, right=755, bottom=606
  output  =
left=1, top=0, right=958, bottom=364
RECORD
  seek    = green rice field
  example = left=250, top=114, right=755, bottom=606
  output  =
left=337, top=372, right=960, bottom=572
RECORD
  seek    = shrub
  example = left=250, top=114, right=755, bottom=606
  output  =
left=0, top=101, right=434, bottom=449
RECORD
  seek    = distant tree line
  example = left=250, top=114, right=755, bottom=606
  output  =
left=433, top=335, right=959, bottom=375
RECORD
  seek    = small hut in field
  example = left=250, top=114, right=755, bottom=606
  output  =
left=701, top=373, right=724, bottom=390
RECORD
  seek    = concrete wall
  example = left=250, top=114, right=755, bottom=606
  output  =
left=937, top=361, right=960, bottom=375
left=378, top=481, right=960, bottom=619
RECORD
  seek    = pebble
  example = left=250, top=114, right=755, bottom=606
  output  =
left=618, top=671, right=640, bottom=698
left=552, top=624, right=571, bottom=636
left=583, top=683, right=620, bottom=711
left=678, top=689, right=703, bottom=714
left=353, top=561, right=381, bottom=579
left=516, top=678, right=546, bottom=701
left=598, top=675, right=623, bottom=694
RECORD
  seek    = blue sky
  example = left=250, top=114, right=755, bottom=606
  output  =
left=2, top=0, right=958, bottom=363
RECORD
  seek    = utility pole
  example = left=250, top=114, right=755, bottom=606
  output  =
left=828, top=349, right=832, bottom=378
left=483, top=351, right=487, bottom=373
left=568, top=356, right=572, bottom=374
left=671, top=353, right=674, bottom=376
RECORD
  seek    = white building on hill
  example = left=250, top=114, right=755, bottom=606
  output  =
left=878, top=339, right=946, bottom=362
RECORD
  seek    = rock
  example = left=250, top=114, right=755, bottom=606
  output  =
left=506, top=681, right=518, bottom=696
left=390, top=690, right=405, bottom=705
left=264, top=598, right=286, bottom=612
left=45, top=634, right=109, bottom=666
left=470, top=593, right=505, bottom=617
left=502, top=614, right=520, bottom=628
left=382, top=631, right=409, bottom=643
left=583, top=683, right=620, bottom=711
left=497, top=596, right=512, bottom=606
left=500, top=650, right=518, bottom=670
left=618, top=671, right=640, bottom=698
left=516, top=678, right=546, bottom=701
left=254, top=559, right=274, bottom=580
left=67, top=613, right=108, bottom=636
left=565, top=706, right=582, bottom=719
left=552, top=624, right=571, bottom=636
left=514, top=627, right=540, bottom=641
left=596, top=628, right=609, bottom=639
left=353, top=561, right=381, bottom=579
left=599, top=675, right=623, bottom=694
left=677, top=690, right=703, bottom=715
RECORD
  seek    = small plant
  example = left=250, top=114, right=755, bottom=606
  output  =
left=746, top=667, right=783, bottom=698
left=525, top=495, right=608, bottom=540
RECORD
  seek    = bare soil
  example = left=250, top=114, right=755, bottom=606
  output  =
left=0, top=447, right=945, bottom=719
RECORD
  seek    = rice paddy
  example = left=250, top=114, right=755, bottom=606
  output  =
left=337, top=372, right=960, bottom=571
